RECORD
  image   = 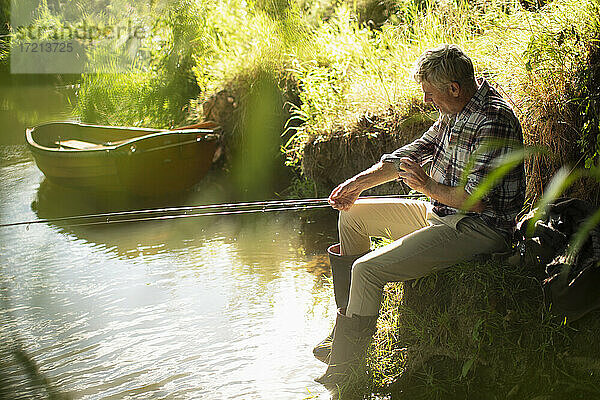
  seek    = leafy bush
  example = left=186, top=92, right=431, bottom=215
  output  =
left=74, top=0, right=209, bottom=127
left=0, top=0, right=9, bottom=71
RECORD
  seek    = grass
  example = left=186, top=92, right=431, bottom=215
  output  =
left=282, top=0, right=600, bottom=203
left=73, top=0, right=206, bottom=127
left=15, top=0, right=598, bottom=201
left=356, top=257, right=600, bottom=400
left=327, top=221, right=600, bottom=399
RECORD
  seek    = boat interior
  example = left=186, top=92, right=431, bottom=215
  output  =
left=29, top=122, right=219, bottom=151
left=30, top=123, right=159, bottom=150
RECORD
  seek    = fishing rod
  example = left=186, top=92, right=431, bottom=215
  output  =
left=0, top=194, right=426, bottom=228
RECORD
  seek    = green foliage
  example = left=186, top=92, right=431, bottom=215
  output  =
left=0, top=0, right=8, bottom=33
left=0, top=0, right=9, bottom=71
left=576, top=43, right=600, bottom=170
left=8, top=0, right=599, bottom=183
left=281, top=174, right=328, bottom=199
left=2, top=0, right=600, bottom=398
left=74, top=0, right=208, bottom=127
left=498, top=0, right=600, bottom=202
left=229, top=69, right=288, bottom=199
left=41, top=0, right=597, bottom=197
left=253, top=0, right=293, bottom=20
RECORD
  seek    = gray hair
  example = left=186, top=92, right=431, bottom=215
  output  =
left=413, top=44, right=475, bottom=91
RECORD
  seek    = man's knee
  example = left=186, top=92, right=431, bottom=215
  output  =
left=339, top=208, right=365, bottom=233
left=351, top=259, right=383, bottom=288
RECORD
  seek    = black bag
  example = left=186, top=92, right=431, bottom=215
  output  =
left=513, top=197, right=600, bottom=321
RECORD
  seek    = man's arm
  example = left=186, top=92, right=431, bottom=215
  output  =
left=398, top=158, right=485, bottom=213
left=330, top=118, right=443, bottom=212
left=328, top=161, right=400, bottom=211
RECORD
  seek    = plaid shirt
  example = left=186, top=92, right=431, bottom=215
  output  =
left=381, top=79, right=525, bottom=232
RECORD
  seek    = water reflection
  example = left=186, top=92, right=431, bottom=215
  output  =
left=0, top=77, right=341, bottom=399
left=0, top=75, right=77, bottom=145
left=30, top=176, right=337, bottom=262
left=1, top=151, right=339, bottom=399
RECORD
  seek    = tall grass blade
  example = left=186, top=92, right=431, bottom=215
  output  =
left=565, top=167, right=600, bottom=260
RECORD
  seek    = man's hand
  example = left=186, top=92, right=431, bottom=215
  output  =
left=398, top=157, right=486, bottom=213
left=397, top=157, right=432, bottom=193
left=328, top=161, right=401, bottom=212
left=328, top=180, right=362, bottom=211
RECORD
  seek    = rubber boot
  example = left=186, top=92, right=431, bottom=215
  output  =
left=315, top=308, right=378, bottom=389
left=313, top=244, right=367, bottom=364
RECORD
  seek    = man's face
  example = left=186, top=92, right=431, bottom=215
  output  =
left=421, top=80, right=461, bottom=115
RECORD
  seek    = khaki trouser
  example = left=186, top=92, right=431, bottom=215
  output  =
left=340, top=198, right=508, bottom=317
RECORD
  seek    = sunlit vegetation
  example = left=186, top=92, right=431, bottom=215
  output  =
left=0, top=1, right=8, bottom=70
left=10, top=1, right=598, bottom=196
left=13, top=0, right=594, bottom=201
left=369, top=258, right=600, bottom=400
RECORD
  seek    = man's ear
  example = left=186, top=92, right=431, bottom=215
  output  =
left=449, top=82, right=461, bottom=98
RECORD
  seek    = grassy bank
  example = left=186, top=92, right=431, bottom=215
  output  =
left=21, top=0, right=594, bottom=201
left=12, top=0, right=598, bottom=188
left=367, top=260, right=600, bottom=399
left=325, top=235, right=600, bottom=399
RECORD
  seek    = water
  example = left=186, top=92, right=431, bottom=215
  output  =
left=0, top=80, right=339, bottom=399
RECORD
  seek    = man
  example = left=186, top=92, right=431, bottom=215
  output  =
left=314, top=44, right=526, bottom=389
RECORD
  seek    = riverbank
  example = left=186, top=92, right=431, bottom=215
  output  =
left=363, top=259, right=600, bottom=399
left=3, top=1, right=598, bottom=200
left=10, top=0, right=596, bottom=200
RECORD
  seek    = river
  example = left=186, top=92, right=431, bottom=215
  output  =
left=0, top=78, right=338, bottom=399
